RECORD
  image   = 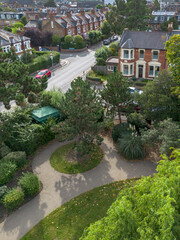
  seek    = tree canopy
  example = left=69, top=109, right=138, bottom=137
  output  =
left=44, top=0, right=56, bottom=7
left=0, top=50, right=48, bottom=109
left=81, top=148, right=180, bottom=240
left=100, top=20, right=111, bottom=37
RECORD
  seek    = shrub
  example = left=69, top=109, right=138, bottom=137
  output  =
left=0, top=161, right=17, bottom=186
left=103, top=119, right=114, bottom=131
left=64, top=35, right=73, bottom=45
left=52, top=34, right=60, bottom=46
left=135, top=81, right=146, bottom=87
left=3, top=188, right=24, bottom=211
left=3, top=151, right=27, bottom=168
left=86, top=76, right=101, bottom=82
left=18, top=172, right=40, bottom=197
left=0, top=143, right=11, bottom=158
left=96, top=57, right=105, bottom=66
left=0, top=185, right=8, bottom=203
left=112, top=123, right=133, bottom=142
left=118, top=134, right=145, bottom=160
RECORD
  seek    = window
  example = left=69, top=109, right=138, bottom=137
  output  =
left=51, top=21, right=54, bottom=29
left=130, top=50, right=133, bottom=59
left=90, top=24, right=93, bottom=30
left=1, top=14, right=5, bottom=19
left=155, top=66, right=160, bottom=76
left=130, top=65, right=133, bottom=75
left=160, top=16, right=164, bottom=21
left=95, top=23, right=97, bottom=29
left=108, top=65, right=114, bottom=71
left=123, top=65, right=129, bottom=75
left=16, top=15, right=19, bottom=19
left=167, top=16, right=170, bottom=21
left=7, top=14, right=11, bottom=19
left=100, top=22, right=102, bottom=26
left=78, top=27, right=81, bottom=33
left=139, top=50, right=144, bottom=59
left=68, top=30, right=71, bottom=35
left=152, top=50, right=158, bottom=60
left=178, top=16, right=180, bottom=21
left=83, top=26, right=85, bottom=32
left=154, top=16, right=158, bottom=21
left=149, top=66, right=154, bottom=76
left=123, top=50, right=129, bottom=59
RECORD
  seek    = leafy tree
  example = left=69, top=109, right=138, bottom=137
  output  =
left=52, top=34, right=60, bottom=46
left=3, top=26, right=12, bottom=32
left=40, top=87, right=64, bottom=109
left=88, top=30, right=101, bottom=44
left=153, top=0, right=160, bottom=11
left=101, top=73, right=132, bottom=123
left=0, top=49, right=48, bottom=109
left=127, top=112, right=148, bottom=135
left=42, top=31, right=53, bottom=46
left=135, top=70, right=179, bottom=122
left=80, top=148, right=180, bottom=240
left=141, top=118, right=180, bottom=155
left=109, top=42, right=119, bottom=56
left=106, top=0, right=150, bottom=34
left=74, top=34, right=84, bottom=48
left=165, top=34, right=180, bottom=97
left=44, top=0, right=56, bottom=7
left=23, top=28, right=43, bottom=47
left=64, top=35, right=73, bottom=45
left=12, top=22, right=24, bottom=34
left=95, top=46, right=111, bottom=63
left=20, top=16, right=28, bottom=26
left=96, top=4, right=104, bottom=9
left=52, top=77, right=103, bottom=156
left=21, top=50, right=34, bottom=64
left=100, top=20, right=111, bottom=37
left=160, top=17, right=178, bottom=32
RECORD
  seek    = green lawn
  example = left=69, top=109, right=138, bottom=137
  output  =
left=21, top=179, right=136, bottom=240
left=50, top=142, right=103, bottom=174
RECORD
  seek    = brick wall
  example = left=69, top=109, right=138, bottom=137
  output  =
left=42, top=20, right=65, bottom=38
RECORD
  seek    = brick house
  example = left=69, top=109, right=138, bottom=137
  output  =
left=119, top=30, right=168, bottom=79
left=0, top=12, right=24, bottom=26
left=0, top=29, right=31, bottom=57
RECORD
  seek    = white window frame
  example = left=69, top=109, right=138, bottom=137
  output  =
left=148, top=62, right=161, bottom=77
left=78, top=27, right=81, bottom=34
left=95, top=23, right=97, bottom=29
left=108, top=65, right=114, bottom=71
left=152, top=50, right=159, bottom=61
left=90, top=24, right=93, bottom=30
left=139, top=49, right=145, bottom=59
left=121, top=63, right=134, bottom=76
left=83, top=26, right=85, bottom=32
left=122, top=49, right=134, bottom=60
left=68, top=30, right=71, bottom=35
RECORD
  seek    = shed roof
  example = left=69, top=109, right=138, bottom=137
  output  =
left=31, top=106, right=59, bottom=123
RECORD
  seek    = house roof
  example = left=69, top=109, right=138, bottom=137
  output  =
left=119, top=30, right=169, bottom=50
left=106, top=56, right=118, bottom=64
left=25, top=20, right=38, bottom=28
left=170, top=30, right=180, bottom=37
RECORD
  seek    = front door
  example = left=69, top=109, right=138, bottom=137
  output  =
left=138, top=65, right=143, bottom=78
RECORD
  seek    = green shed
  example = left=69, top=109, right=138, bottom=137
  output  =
left=31, top=106, right=60, bottom=123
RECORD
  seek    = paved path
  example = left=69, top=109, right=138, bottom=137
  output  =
left=0, top=137, right=156, bottom=240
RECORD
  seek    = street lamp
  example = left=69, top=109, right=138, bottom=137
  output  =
left=50, top=52, right=54, bottom=76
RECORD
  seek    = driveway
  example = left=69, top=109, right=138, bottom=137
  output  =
left=0, top=136, right=156, bottom=240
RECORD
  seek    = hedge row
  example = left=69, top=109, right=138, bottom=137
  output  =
left=134, top=81, right=147, bottom=87
left=61, top=42, right=86, bottom=49
left=86, top=76, right=102, bottom=83
left=28, top=51, right=60, bottom=74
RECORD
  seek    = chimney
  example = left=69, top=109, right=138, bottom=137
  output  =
left=35, top=14, right=39, bottom=20
left=80, top=10, right=85, bottom=16
left=66, top=11, right=72, bottom=18
left=91, top=9, right=95, bottom=14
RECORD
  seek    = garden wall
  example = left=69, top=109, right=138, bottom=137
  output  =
left=91, top=65, right=106, bottom=74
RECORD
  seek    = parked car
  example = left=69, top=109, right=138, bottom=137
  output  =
left=113, top=35, right=118, bottom=41
left=36, top=69, right=51, bottom=79
left=103, top=39, right=110, bottom=45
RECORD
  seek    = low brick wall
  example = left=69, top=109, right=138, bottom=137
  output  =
left=61, top=47, right=87, bottom=53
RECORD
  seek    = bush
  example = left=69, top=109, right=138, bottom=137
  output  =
left=0, top=185, right=8, bottom=203
left=0, top=143, right=11, bottom=158
left=118, top=134, right=145, bottom=160
left=64, top=35, right=73, bottom=44
left=52, top=34, right=60, bottom=46
left=3, top=188, right=24, bottom=211
left=96, top=57, right=105, bottom=66
left=86, top=76, right=102, bottom=82
left=3, top=151, right=27, bottom=168
left=0, top=161, right=17, bottom=186
left=103, top=119, right=114, bottom=131
left=18, top=172, right=40, bottom=197
left=112, top=123, right=133, bottom=142
left=135, top=81, right=146, bottom=87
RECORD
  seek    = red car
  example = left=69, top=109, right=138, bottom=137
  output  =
left=36, top=69, right=51, bottom=79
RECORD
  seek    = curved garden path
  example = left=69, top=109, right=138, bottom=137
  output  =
left=0, top=137, right=156, bottom=240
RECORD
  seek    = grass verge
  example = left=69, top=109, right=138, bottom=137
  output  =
left=50, top=142, right=103, bottom=174
left=21, top=179, right=136, bottom=240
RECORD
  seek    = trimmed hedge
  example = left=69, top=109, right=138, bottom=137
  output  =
left=18, top=172, right=40, bottom=197
left=28, top=51, right=60, bottom=74
left=86, top=76, right=102, bottom=83
left=0, top=185, right=8, bottom=203
left=3, top=188, right=24, bottom=211
left=134, top=81, right=146, bottom=87
left=3, top=151, right=27, bottom=168
left=0, top=161, right=17, bottom=186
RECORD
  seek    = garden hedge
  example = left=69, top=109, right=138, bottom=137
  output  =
left=0, top=185, right=8, bottom=203
left=28, top=51, right=60, bottom=74
left=0, top=143, right=11, bottom=158
left=3, top=151, right=27, bottom=168
left=86, top=76, right=102, bottom=83
left=3, top=188, right=24, bottom=211
left=0, top=161, right=17, bottom=186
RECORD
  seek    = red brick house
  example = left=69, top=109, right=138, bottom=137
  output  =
left=0, top=29, right=31, bottom=57
left=119, top=30, right=168, bottom=79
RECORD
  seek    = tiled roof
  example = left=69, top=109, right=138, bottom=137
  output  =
left=119, top=30, right=169, bottom=50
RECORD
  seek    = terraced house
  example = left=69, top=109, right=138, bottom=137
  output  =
left=118, top=30, right=168, bottom=79
left=0, top=29, right=31, bottom=57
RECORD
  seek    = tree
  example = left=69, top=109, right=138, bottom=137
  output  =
left=52, top=34, right=60, bottom=46
left=23, top=28, right=43, bottom=47
left=20, top=16, right=28, bottom=26
left=12, top=22, right=24, bottom=34
left=106, top=0, right=150, bottom=34
left=64, top=35, right=73, bottom=45
left=42, top=31, right=53, bottom=46
left=127, top=112, right=148, bottom=135
left=165, top=34, right=180, bottom=97
left=74, top=35, right=84, bottom=48
left=153, top=0, right=160, bottom=11
left=101, top=73, right=132, bottom=123
left=95, top=46, right=111, bottom=64
left=44, top=0, right=56, bottom=7
left=160, top=17, right=178, bottom=32
left=52, top=77, right=103, bottom=155
left=0, top=49, right=48, bottom=109
left=135, top=70, right=179, bottom=122
left=100, top=20, right=111, bottom=37
left=80, top=148, right=180, bottom=240
left=96, top=4, right=104, bottom=9
left=88, top=30, right=101, bottom=44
